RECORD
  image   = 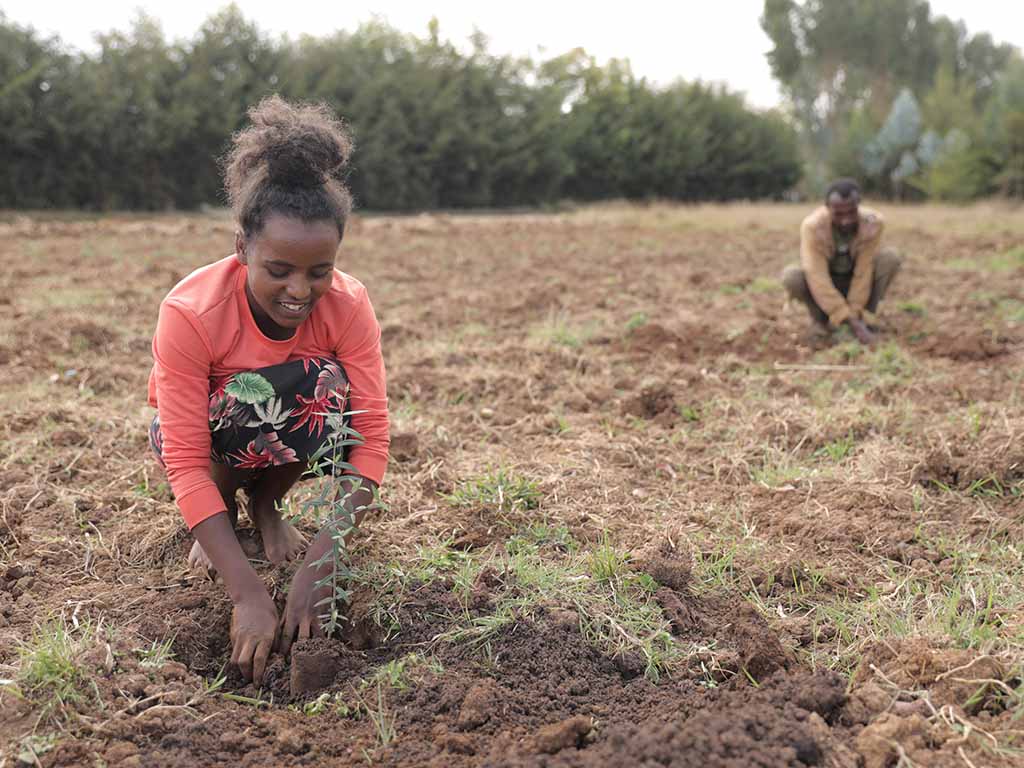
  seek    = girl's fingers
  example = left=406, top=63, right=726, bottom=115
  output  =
left=253, top=639, right=272, bottom=684
left=236, top=639, right=255, bottom=681
left=279, top=615, right=296, bottom=655
left=299, top=618, right=312, bottom=641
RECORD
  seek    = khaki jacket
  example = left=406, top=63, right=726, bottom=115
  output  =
left=799, top=205, right=885, bottom=326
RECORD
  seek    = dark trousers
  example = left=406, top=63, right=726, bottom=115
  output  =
left=780, top=248, right=903, bottom=325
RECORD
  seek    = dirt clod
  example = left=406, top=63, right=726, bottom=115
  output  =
left=622, top=384, right=677, bottom=424
left=458, top=679, right=501, bottom=730
left=390, top=431, right=420, bottom=462
left=289, top=639, right=356, bottom=696
left=534, top=715, right=594, bottom=754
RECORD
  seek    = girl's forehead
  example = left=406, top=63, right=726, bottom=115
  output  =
left=254, top=215, right=340, bottom=263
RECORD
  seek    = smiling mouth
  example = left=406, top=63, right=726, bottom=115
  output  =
left=277, top=300, right=310, bottom=315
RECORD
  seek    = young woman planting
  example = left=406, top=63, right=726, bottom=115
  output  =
left=148, top=96, right=388, bottom=683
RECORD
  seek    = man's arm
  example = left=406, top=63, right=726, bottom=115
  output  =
left=846, top=213, right=885, bottom=318
left=800, top=216, right=851, bottom=327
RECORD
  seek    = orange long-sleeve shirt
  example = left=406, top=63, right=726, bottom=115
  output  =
left=148, top=255, right=389, bottom=530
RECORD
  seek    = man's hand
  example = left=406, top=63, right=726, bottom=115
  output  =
left=230, top=590, right=278, bottom=684
left=849, top=317, right=875, bottom=345
left=279, top=551, right=331, bottom=656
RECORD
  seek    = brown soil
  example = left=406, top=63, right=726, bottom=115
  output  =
left=3, top=204, right=1024, bottom=766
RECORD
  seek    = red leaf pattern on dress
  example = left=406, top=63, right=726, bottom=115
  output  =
left=314, top=362, right=348, bottom=404
left=290, top=394, right=330, bottom=437
left=229, top=430, right=298, bottom=469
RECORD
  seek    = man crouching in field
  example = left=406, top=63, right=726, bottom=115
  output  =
left=781, top=179, right=903, bottom=345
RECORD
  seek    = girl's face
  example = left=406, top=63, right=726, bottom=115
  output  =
left=236, top=213, right=341, bottom=340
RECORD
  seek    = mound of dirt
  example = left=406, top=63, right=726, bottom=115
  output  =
left=496, top=670, right=847, bottom=767
left=290, top=638, right=368, bottom=696
left=843, top=639, right=1020, bottom=767
left=918, top=329, right=1012, bottom=361
left=104, top=562, right=828, bottom=766
left=618, top=323, right=688, bottom=358
left=621, top=384, right=678, bottom=424
left=912, top=431, right=1024, bottom=492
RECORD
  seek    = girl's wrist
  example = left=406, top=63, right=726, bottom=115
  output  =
left=229, top=569, right=271, bottom=605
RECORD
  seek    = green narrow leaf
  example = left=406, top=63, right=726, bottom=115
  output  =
left=225, top=372, right=276, bottom=404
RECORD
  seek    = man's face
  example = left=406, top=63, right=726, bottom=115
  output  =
left=828, top=194, right=860, bottom=237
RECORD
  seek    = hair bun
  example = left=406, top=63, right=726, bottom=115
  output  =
left=223, top=95, right=355, bottom=235
left=226, top=95, right=354, bottom=194
left=263, top=140, right=336, bottom=190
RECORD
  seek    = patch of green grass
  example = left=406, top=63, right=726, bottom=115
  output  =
left=678, top=405, right=700, bottom=423
left=826, top=340, right=864, bottom=364
left=718, top=283, right=744, bottom=295
left=531, top=310, right=595, bottom=349
left=16, top=733, right=58, bottom=765
left=137, top=636, right=175, bottom=668
left=988, top=247, right=1024, bottom=272
left=806, top=539, right=1024, bottom=674
left=362, top=532, right=685, bottom=682
left=897, top=300, right=927, bottom=316
left=506, top=521, right=579, bottom=554
left=588, top=537, right=630, bottom=583
left=132, top=477, right=172, bottom=500
left=223, top=691, right=273, bottom=708
left=366, top=682, right=397, bottom=747
left=948, top=257, right=981, bottom=270
left=625, top=312, right=648, bottom=332
left=548, top=412, right=572, bottom=435
left=350, top=542, right=480, bottom=640
left=365, top=653, right=443, bottom=692
left=814, top=432, right=855, bottom=463
left=444, top=469, right=541, bottom=513
left=15, top=619, right=98, bottom=721
left=750, top=448, right=814, bottom=487
left=870, top=342, right=914, bottom=379
left=997, top=299, right=1024, bottom=324
left=964, top=403, right=985, bottom=439
left=950, top=248, right=1024, bottom=273
left=746, top=276, right=781, bottom=294
left=693, top=543, right=741, bottom=590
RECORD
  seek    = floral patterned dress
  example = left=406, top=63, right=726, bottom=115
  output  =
left=150, top=357, right=350, bottom=475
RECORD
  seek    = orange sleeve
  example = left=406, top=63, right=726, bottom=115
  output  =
left=153, top=301, right=227, bottom=529
left=334, top=288, right=390, bottom=485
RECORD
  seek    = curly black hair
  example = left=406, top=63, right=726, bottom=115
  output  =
left=223, top=95, right=354, bottom=238
left=825, top=178, right=861, bottom=205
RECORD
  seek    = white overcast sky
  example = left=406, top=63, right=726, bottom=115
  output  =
left=2, top=1, right=1020, bottom=108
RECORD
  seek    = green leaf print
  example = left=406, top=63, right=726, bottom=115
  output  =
left=225, top=372, right=276, bottom=404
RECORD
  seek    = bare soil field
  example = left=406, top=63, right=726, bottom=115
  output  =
left=2, top=202, right=1023, bottom=767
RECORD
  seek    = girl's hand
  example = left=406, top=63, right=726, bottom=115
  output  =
left=279, top=476, right=378, bottom=656
left=279, top=553, right=331, bottom=655
left=190, top=511, right=278, bottom=683
left=230, top=589, right=279, bottom=683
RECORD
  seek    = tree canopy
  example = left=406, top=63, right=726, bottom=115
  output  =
left=0, top=6, right=801, bottom=210
left=762, top=0, right=1023, bottom=199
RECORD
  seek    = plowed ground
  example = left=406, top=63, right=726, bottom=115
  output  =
left=2, top=202, right=1023, bottom=767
